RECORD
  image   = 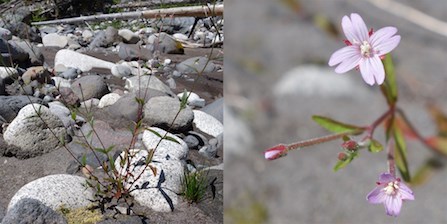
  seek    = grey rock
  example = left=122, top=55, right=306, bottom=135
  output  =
left=105, top=26, right=120, bottom=45
left=199, top=136, right=220, bottom=158
left=0, top=77, right=5, bottom=96
left=6, top=22, right=41, bottom=43
left=8, top=174, right=94, bottom=211
left=111, top=64, right=132, bottom=78
left=176, top=56, right=216, bottom=74
left=51, top=77, right=71, bottom=89
left=57, top=87, right=80, bottom=107
left=0, top=66, right=18, bottom=80
left=98, top=216, right=145, bottom=224
left=42, top=33, right=68, bottom=48
left=79, top=98, right=100, bottom=110
left=143, top=96, right=194, bottom=133
left=59, top=67, right=80, bottom=79
left=0, top=95, right=44, bottom=122
left=0, top=203, right=4, bottom=223
left=184, top=135, right=200, bottom=149
left=89, top=30, right=108, bottom=49
left=0, top=28, right=12, bottom=40
left=147, top=32, right=184, bottom=54
left=201, top=97, right=223, bottom=123
left=177, top=91, right=205, bottom=108
left=166, top=77, right=176, bottom=89
left=11, top=40, right=44, bottom=65
left=2, top=198, right=67, bottom=224
left=71, top=75, right=109, bottom=100
left=98, top=93, right=121, bottom=108
left=82, top=30, right=94, bottom=41
left=118, top=29, right=140, bottom=44
left=224, top=107, right=254, bottom=158
left=125, top=75, right=175, bottom=96
left=118, top=43, right=152, bottom=61
left=192, top=110, right=223, bottom=138
left=1, top=38, right=29, bottom=65
left=107, top=88, right=166, bottom=121
left=39, top=26, right=58, bottom=35
left=3, top=104, right=66, bottom=159
left=187, top=131, right=207, bottom=146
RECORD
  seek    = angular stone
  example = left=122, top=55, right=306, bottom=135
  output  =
left=193, top=110, right=223, bottom=138
left=125, top=75, right=174, bottom=97
left=147, top=32, right=184, bottom=54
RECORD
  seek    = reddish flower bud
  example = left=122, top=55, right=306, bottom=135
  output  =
left=338, top=152, right=348, bottom=161
left=342, top=140, right=359, bottom=151
left=264, top=144, right=288, bottom=160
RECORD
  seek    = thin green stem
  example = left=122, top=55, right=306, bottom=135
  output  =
left=287, top=130, right=363, bottom=151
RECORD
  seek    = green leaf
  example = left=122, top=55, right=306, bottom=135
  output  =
left=312, top=115, right=364, bottom=134
left=94, top=148, right=107, bottom=154
left=163, top=136, right=180, bottom=144
left=333, top=152, right=358, bottom=171
left=81, top=154, right=87, bottom=166
left=135, top=97, right=145, bottom=106
left=146, top=128, right=163, bottom=138
left=410, top=157, right=444, bottom=186
left=180, top=89, right=188, bottom=110
left=368, top=139, right=383, bottom=153
left=380, top=54, right=398, bottom=106
left=105, top=145, right=115, bottom=154
left=393, top=122, right=411, bottom=182
left=70, top=111, right=77, bottom=121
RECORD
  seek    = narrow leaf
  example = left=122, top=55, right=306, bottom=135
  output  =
left=163, top=136, right=180, bottom=144
left=410, top=157, right=444, bottom=186
left=312, top=115, right=364, bottom=134
left=146, top=128, right=163, bottom=138
left=393, top=122, right=411, bottom=182
left=427, top=104, right=447, bottom=137
left=380, top=54, right=398, bottom=106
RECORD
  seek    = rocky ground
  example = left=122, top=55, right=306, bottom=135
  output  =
left=0, top=0, right=223, bottom=223
left=225, top=0, right=447, bottom=223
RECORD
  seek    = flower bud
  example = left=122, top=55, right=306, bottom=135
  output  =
left=342, top=140, right=359, bottom=151
left=338, top=152, right=348, bottom=161
left=264, top=144, right=288, bottom=160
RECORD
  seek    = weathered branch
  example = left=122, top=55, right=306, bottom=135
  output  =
left=110, top=0, right=201, bottom=9
left=31, top=4, right=223, bottom=26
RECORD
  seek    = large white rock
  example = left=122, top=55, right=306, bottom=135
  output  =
left=142, top=127, right=188, bottom=160
left=193, top=110, right=223, bottom=138
left=115, top=149, right=184, bottom=212
left=42, top=33, right=68, bottom=48
left=8, top=174, right=94, bottom=211
left=54, top=49, right=115, bottom=72
left=0, top=66, right=18, bottom=79
left=98, top=93, right=121, bottom=108
left=3, top=104, right=66, bottom=158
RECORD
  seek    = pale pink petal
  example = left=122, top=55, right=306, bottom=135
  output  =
left=334, top=55, right=361, bottom=73
left=367, top=187, right=386, bottom=204
left=378, top=173, right=395, bottom=183
left=350, top=13, right=369, bottom=42
left=374, top=35, right=401, bottom=56
left=342, top=15, right=357, bottom=42
left=370, top=55, right=385, bottom=85
left=370, top=26, right=398, bottom=46
left=385, top=196, right=402, bottom=217
left=399, top=183, right=415, bottom=201
left=328, top=45, right=359, bottom=66
left=359, top=58, right=375, bottom=85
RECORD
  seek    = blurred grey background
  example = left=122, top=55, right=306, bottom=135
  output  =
left=224, top=0, right=447, bottom=223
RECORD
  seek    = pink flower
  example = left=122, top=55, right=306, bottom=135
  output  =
left=367, top=173, right=414, bottom=217
left=328, top=13, right=401, bottom=86
left=264, top=144, right=288, bottom=160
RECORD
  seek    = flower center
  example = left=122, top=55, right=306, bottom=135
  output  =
left=383, top=181, right=400, bottom=195
left=360, top=41, right=372, bottom=57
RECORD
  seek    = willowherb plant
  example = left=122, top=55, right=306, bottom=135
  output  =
left=0, top=1, right=222, bottom=218
left=264, top=13, right=447, bottom=217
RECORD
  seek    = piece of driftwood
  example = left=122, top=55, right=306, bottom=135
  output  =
left=31, top=4, right=223, bottom=26
left=110, top=0, right=201, bottom=9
